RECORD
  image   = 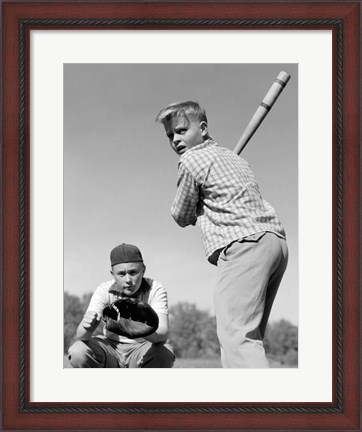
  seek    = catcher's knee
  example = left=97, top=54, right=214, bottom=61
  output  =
left=68, top=340, right=88, bottom=367
left=68, top=340, right=104, bottom=368
left=139, top=343, right=175, bottom=368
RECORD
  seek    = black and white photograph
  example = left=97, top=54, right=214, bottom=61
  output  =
left=63, top=63, right=298, bottom=369
left=2, top=0, right=361, bottom=429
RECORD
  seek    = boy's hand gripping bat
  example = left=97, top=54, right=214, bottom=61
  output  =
left=233, top=71, right=291, bottom=155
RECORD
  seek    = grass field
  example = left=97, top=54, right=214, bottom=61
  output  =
left=64, top=355, right=290, bottom=368
left=63, top=355, right=221, bottom=368
left=174, top=357, right=222, bottom=368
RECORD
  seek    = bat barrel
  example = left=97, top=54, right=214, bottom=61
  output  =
left=234, top=71, right=291, bottom=155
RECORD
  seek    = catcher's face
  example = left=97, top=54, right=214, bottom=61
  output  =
left=111, top=262, right=146, bottom=297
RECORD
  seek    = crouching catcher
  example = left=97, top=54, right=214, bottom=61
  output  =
left=68, top=243, right=175, bottom=368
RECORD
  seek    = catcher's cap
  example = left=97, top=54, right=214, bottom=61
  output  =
left=110, top=243, right=143, bottom=266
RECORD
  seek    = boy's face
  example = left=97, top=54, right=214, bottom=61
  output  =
left=111, top=262, right=145, bottom=297
left=164, top=116, right=207, bottom=156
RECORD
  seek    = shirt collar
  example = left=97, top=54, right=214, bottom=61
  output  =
left=108, top=282, right=121, bottom=295
left=180, top=138, right=216, bottom=161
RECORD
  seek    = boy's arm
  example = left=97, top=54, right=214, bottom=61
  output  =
left=171, top=164, right=199, bottom=227
left=76, top=310, right=102, bottom=341
left=76, top=284, right=107, bottom=340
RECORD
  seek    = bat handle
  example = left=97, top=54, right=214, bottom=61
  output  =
left=234, top=71, right=291, bottom=155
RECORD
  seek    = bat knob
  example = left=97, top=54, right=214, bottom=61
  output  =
left=277, top=71, right=291, bottom=85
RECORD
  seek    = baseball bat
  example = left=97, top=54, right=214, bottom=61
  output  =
left=233, top=71, right=291, bottom=155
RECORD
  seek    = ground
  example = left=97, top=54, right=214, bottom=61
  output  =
left=63, top=355, right=289, bottom=368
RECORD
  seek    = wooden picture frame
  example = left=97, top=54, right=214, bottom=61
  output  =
left=1, top=1, right=360, bottom=430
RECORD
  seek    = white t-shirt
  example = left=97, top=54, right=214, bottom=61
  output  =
left=87, top=277, right=169, bottom=343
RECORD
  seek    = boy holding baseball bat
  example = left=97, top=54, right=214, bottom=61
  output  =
left=156, top=101, right=288, bottom=368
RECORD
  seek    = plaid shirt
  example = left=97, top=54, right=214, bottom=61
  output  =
left=171, top=140, right=286, bottom=262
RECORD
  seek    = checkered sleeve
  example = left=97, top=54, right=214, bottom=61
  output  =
left=171, top=163, right=199, bottom=227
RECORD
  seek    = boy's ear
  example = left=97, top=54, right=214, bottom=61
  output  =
left=200, top=121, right=208, bottom=137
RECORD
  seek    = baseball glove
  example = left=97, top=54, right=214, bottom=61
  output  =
left=102, top=297, right=159, bottom=339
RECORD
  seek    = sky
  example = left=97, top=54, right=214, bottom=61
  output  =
left=64, top=63, right=298, bottom=325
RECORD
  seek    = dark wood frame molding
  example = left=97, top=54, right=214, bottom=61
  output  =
left=1, top=1, right=360, bottom=430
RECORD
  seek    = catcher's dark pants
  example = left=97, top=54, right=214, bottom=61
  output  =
left=68, top=336, right=175, bottom=368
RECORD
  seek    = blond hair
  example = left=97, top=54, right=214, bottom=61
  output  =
left=155, top=100, right=208, bottom=125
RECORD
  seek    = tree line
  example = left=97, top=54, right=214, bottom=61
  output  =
left=64, top=292, right=298, bottom=366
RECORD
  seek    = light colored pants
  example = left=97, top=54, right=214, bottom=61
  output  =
left=68, top=336, right=175, bottom=368
left=214, top=232, right=288, bottom=368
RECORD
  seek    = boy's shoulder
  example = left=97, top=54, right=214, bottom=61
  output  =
left=181, top=140, right=221, bottom=162
left=181, top=142, right=252, bottom=180
left=181, top=141, right=239, bottom=167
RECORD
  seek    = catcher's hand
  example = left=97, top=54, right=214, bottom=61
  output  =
left=102, top=297, right=159, bottom=339
left=81, top=310, right=102, bottom=331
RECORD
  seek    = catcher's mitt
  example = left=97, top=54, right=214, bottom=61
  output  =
left=102, top=297, right=159, bottom=339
